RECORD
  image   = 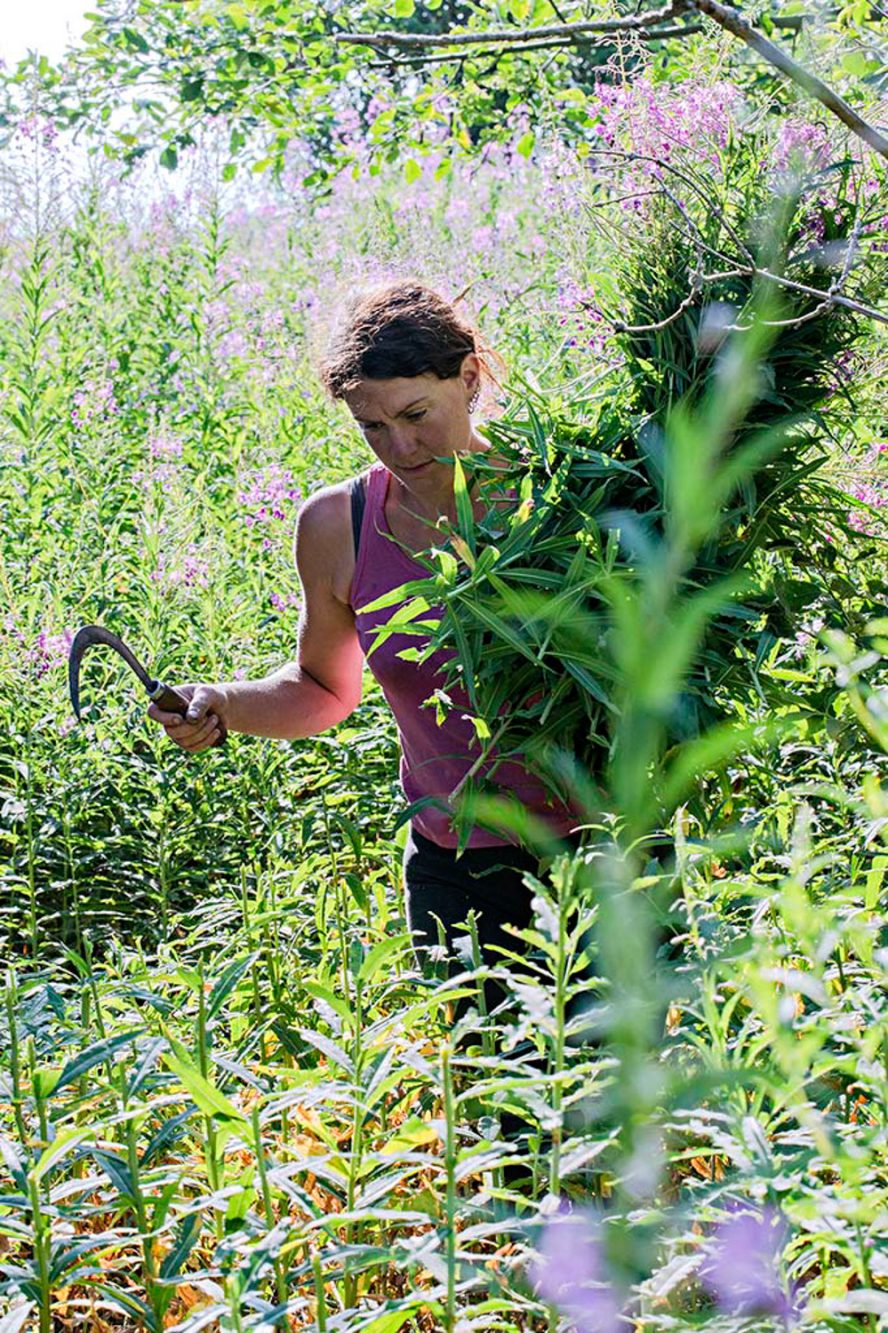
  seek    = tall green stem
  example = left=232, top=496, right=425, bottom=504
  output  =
left=441, top=1043, right=457, bottom=1333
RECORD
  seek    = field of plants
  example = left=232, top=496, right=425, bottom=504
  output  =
left=0, top=8, right=887, bottom=1330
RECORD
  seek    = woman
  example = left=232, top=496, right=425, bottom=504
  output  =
left=149, top=281, right=577, bottom=971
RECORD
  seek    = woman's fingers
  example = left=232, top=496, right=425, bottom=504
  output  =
left=166, top=713, right=220, bottom=752
left=148, top=684, right=197, bottom=728
left=147, top=703, right=186, bottom=726
left=148, top=684, right=225, bottom=753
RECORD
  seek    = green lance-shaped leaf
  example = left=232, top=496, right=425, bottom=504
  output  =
left=91, top=1148, right=137, bottom=1204
left=0, top=1300, right=34, bottom=1332
left=163, top=1037, right=246, bottom=1124
left=55, top=1030, right=143, bottom=1093
left=207, top=954, right=257, bottom=1021
left=665, top=307, right=778, bottom=552
left=49, top=1234, right=121, bottom=1285
left=561, top=657, right=616, bottom=711
left=0, top=1136, right=28, bottom=1191
left=452, top=594, right=539, bottom=665
left=126, top=1035, right=166, bottom=1101
left=29, top=1127, right=94, bottom=1186
left=88, top=1284, right=156, bottom=1329
left=527, top=400, right=551, bottom=473
left=159, top=1212, right=202, bottom=1280
left=303, top=980, right=354, bottom=1027
left=356, top=578, right=432, bottom=616
left=609, top=570, right=750, bottom=713
left=358, top=932, right=411, bottom=985
left=658, top=714, right=795, bottom=813
left=432, top=546, right=459, bottom=584
left=140, top=1108, right=193, bottom=1168
left=357, top=1306, right=424, bottom=1333
left=299, top=1029, right=355, bottom=1077
left=440, top=602, right=478, bottom=710
left=451, top=453, right=476, bottom=558
left=363, top=600, right=439, bottom=658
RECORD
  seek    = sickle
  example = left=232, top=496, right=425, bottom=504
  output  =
left=68, top=625, right=227, bottom=744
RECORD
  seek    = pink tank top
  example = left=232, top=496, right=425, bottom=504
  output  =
left=349, top=463, right=576, bottom=849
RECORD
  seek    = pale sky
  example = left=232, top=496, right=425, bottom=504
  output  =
left=1, top=0, right=93, bottom=67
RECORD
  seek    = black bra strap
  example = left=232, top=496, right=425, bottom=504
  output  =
left=349, top=474, right=367, bottom=558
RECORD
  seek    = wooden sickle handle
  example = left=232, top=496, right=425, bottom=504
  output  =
left=152, top=682, right=228, bottom=746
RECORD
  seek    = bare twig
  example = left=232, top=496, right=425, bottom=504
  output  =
left=700, top=266, right=888, bottom=322
left=586, top=148, right=887, bottom=322
left=586, top=147, right=757, bottom=265
left=585, top=147, right=888, bottom=327
left=585, top=187, right=663, bottom=208
left=612, top=281, right=703, bottom=332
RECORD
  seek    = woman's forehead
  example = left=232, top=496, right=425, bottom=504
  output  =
left=344, top=374, right=440, bottom=418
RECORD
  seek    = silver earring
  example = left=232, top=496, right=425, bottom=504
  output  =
left=468, top=388, right=481, bottom=414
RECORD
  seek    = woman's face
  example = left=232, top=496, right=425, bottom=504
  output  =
left=342, top=355, right=482, bottom=489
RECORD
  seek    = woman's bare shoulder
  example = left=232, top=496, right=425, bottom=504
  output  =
left=293, top=476, right=362, bottom=604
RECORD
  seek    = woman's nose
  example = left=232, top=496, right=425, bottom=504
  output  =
left=388, top=423, right=416, bottom=453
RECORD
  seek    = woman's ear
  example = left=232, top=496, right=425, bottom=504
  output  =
left=460, top=352, right=482, bottom=398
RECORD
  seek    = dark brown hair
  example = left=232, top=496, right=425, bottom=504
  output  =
left=319, top=281, right=484, bottom=398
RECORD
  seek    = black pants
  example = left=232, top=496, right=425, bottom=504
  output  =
left=403, top=826, right=540, bottom=978
left=403, top=826, right=567, bottom=1172
left=403, top=825, right=676, bottom=1022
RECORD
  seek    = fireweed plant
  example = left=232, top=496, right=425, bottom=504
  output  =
left=356, top=119, right=886, bottom=1327
left=362, top=115, right=885, bottom=832
left=0, top=89, right=885, bottom=1332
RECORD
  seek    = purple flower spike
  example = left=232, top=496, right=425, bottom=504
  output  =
left=702, top=1204, right=797, bottom=1322
left=531, top=1207, right=625, bottom=1333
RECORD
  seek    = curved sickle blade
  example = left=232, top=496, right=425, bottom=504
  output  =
left=68, top=625, right=155, bottom=720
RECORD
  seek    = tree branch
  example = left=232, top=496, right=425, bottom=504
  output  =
left=687, top=0, right=888, bottom=158
left=337, top=1, right=690, bottom=51
left=366, top=25, right=703, bottom=67
left=338, top=1, right=888, bottom=160
left=585, top=148, right=888, bottom=326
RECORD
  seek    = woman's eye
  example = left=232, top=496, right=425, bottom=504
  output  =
left=405, top=411, right=426, bottom=422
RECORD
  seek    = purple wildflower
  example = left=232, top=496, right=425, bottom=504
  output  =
left=71, top=378, right=118, bottom=429
left=554, top=275, right=615, bottom=357
left=847, top=445, right=887, bottom=535
left=148, top=431, right=184, bottom=461
left=530, top=1206, right=626, bottom=1333
left=237, top=465, right=302, bottom=531
left=150, top=547, right=210, bottom=591
left=217, top=328, right=249, bottom=360
left=701, top=1204, right=796, bottom=1321
left=134, top=461, right=182, bottom=494
left=30, top=629, right=75, bottom=677
left=17, top=116, right=59, bottom=151
left=773, top=120, right=832, bottom=177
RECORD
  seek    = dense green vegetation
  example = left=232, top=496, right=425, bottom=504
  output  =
left=0, top=9, right=886, bottom=1330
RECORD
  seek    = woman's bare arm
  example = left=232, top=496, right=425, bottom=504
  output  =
left=148, top=485, right=364, bottom=748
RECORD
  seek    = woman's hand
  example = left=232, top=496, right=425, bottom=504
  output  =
left=147, top=684, right=227, bottom=753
